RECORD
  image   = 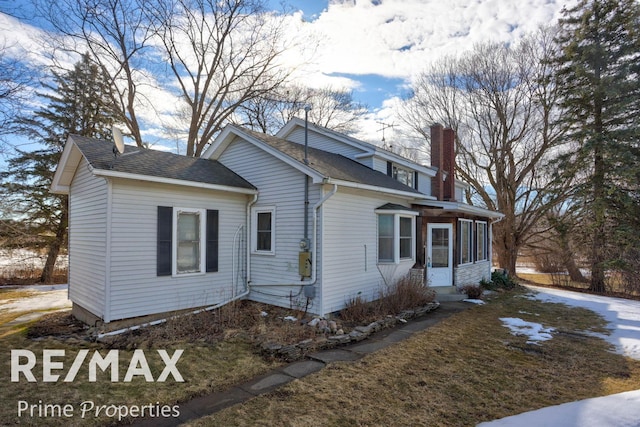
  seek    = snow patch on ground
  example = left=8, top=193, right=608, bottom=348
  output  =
left=524, top=285, right=640, bottom=361
left=477, top=389, right=640, bottom=427
left=463, top=299, right=485, bottom=305
left=500, top=317, right=555, bottom=345
left=0, top=285, right=71, bottom=314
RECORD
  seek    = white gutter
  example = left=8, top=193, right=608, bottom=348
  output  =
left=246, top=193, right=259, bottom=286
left=92, top=168, right=258, bottom=195
left=323, top=178, right=430, bottom=200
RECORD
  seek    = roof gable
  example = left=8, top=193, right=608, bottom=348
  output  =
left=276, top=117, right=436, bottom=178
left=51, top=135, right=256, bottom=194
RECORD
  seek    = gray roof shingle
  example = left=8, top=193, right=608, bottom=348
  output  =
left=242, top=129, right=422, bottom=195
left=71, top=135, right=256, bottom=190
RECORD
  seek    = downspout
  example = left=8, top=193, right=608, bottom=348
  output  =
left=246, top=193, right=259, bottom=286
left=249, top=183, right=337, bottom=289
left=303, top=105, right=312, bottom=246
left=311, top=183, right=338, bottom=318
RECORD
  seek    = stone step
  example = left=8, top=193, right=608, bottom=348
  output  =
left=433, top=286, right=467, bottom=302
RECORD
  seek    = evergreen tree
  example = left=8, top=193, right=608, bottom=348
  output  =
left=1, top=53, right=118, bottom=283
left=552, top=0, right=640, bottom=292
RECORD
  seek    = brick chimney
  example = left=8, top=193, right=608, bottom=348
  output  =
left=430, top=124, right=444, bottom=200
left=430, top=124, right=457, bottom=201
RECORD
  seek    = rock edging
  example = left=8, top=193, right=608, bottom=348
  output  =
left=260, top=302, right=441, bottom=361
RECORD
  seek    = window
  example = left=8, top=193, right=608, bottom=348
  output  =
left=378, top=214, right=394, bottom=262
left=459, top=219, right=473, bottom=265
left=176, top=210, right=202, bottom=273
left=476, top=221, right=488, bottom=261
left=157, top=207, right=218, bottom=277
left=399, top=217, right=412, bottom=259
left=377, top=211, right=416, bottom=263
left=392, top=165, right=414, bottom=188
left=252, top=207, right=275, bottom=254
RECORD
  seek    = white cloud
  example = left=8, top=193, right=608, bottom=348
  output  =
left=285, top=0, right=576, bottom=85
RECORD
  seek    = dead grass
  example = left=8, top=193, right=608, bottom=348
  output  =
left=0, top=302, right=288, bottom=426
left=191, top=290, right=640, bottom=427
left=341, top=276, right=436, bottom=325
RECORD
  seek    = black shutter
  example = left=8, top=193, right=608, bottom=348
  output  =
left=387, top=161, right=393, bottom=176
left=206, top=210, right=219, bottom=272
left=157, top=206, right=173, bottom=276
left=414, top=171, right=419, bottom=190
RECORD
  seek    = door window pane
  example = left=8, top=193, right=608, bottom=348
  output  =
left=431, top=228, right=449, bottom=267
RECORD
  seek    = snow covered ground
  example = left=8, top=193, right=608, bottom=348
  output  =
left=478, top=285, right=640, bottom=427
left=0, top=284, right=71, bottom=326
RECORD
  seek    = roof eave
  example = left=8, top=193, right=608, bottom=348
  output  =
left=414, top=200, right=504, bottom=218
left=324, top=178, right=428, bottom=200
left=50, top=136, right=84, bottom=195
left=92, top=169, right=258, bottom=195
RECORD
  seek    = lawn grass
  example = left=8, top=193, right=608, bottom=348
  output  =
left=190, top=290, right=640, bottom=427
left=0, top=320, right=283, bottom=425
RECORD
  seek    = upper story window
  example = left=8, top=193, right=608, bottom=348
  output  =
left=393, top=165, right=414, bottom=188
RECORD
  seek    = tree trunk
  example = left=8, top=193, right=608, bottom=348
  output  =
left=495, top=220, right=518, bottom=277
left=40, top=205, right=67, bottom=284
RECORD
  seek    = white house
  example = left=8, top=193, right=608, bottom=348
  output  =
left=51, top=119, right=502, bottom=325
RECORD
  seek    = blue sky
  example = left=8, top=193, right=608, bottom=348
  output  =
left=0, top=0, right=575, bottom=151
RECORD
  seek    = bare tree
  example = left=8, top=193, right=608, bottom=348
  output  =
left=401, top=29, right=567, bottom=276
left=0, top=41, right=34, bottom=153
left=146, top=0, right=293, bottom=156
left=36, top=0, right=295, bottom=155
left=36, top=0, right=156, bottom=147
left=235, top=84, right=367, bottom=134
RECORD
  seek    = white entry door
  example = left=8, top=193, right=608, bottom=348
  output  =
left=427, top=224, right=453, bottom=287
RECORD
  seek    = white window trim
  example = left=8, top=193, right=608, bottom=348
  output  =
left=376, top=209, right=418, bottom=264
left=172, top=207, right=206, bottom=277
left=392, top=164, right=415, bottom=188
left=459, top=219, right=474, bottom=266
left=476, top=220, right=488, bottom=262
left=251, top=206, right=276, bottom=255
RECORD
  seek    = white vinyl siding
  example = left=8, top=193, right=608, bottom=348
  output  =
left=286, top=127, right=365, bottom=159
left=321, top=189, right=415, bottom=314
left=106, top=180, right=247, bottom=321
left=218, top=137, right=321, bottom=313
left=68, top=159, right=107, bottom=318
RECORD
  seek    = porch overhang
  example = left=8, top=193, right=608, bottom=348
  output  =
left=412, top=199, right=503, bottom=219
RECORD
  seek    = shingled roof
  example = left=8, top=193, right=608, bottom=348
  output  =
left=70, top=134, right=256, bottom=190
left=241, top=128, right=422, bottom=195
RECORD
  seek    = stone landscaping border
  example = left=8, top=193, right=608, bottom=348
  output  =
left=260, top=302, right=441, bottom=361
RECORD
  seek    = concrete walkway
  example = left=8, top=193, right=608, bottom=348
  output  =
left=133, top=301, right=470, bottom=426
